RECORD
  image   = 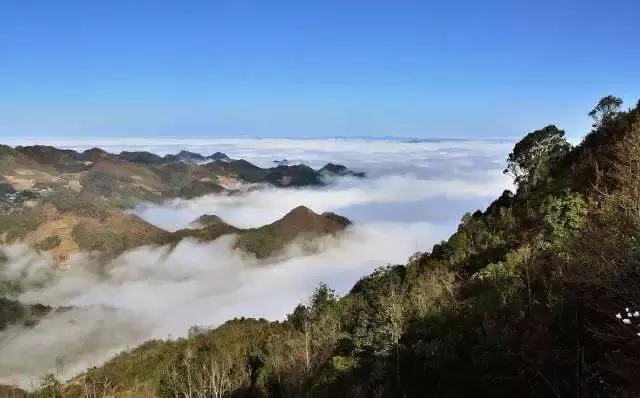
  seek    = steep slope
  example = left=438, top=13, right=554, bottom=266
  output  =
left=0, top=193, right=171, bottom=265
left=235, top=206, right=350, bottom=258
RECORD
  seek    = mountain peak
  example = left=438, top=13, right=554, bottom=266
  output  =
left=275, top=205, right=350, bottom=232
left=286, top=205, right=316, bottom=217
left=189, top=214, right=226, bottom=228
left=319, top=163, right=365, bottom=178
left=232, top=205, right=351, bottom=258
left=208, top=152, right=231, bottom=161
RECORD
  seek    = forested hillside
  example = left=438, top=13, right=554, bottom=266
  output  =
left=26, top=96, right=640, bottom=397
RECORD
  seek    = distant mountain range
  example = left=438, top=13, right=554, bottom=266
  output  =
left=0, top=144, right=361, bottom=266
left=118, top=149, right=232, bottom=164
left=0, top=145, right=365, bottom=206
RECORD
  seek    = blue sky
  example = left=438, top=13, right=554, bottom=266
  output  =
left=0, top=0, right=638, bottom=140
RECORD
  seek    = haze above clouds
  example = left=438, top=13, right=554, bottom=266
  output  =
left=0, top=138, right=513, bottom=387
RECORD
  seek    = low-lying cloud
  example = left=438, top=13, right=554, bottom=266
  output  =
left=0, top=223, right=447, bottom=386
left=0, top=138, right=513, bottom=388
left=134, top=172, right=511, bottom=231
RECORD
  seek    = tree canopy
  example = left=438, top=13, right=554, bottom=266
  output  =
left=504, top=124, right=571, bottom=190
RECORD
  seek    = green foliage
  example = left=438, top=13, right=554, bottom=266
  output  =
left=589, top=95, right=623, bottom=128
left=71, top=219, right=169, bottom=261
left=235, top=225, right=284, bottom=258
left=541, top=193, right=590, bottom=253
left=27, top=374, right=61, bottom=398
left=79, top=171, right=164, bottom=208
left=504, top=124, right=571, bottom=190
left=310, top=282, right=337, bottom=313
left=234, top=208, right=348, bottom=258
left=472, top=255, right=519, bottom=282
left=471, top=247, right=528, bottom=310
left=331, top=355, right=357, bottom=372
left=0, top=208, right=40, bottom=242
left=41, top=191, right=110, bottom=219
left=72, top=222, right=127, bottom=256
left=432, top=206, right=517, bottom=273
left=177, top=180, right=224, bottom=199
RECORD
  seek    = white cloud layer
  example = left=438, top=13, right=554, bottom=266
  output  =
left=134, top=172, right=510, bottom=231
left=0, top=138, right=513, bottom=388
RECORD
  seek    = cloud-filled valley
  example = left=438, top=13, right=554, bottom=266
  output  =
left=0, top=138, right=513, bottom=387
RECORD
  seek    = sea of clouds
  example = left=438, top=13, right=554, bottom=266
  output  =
left=0, top=137, right=514, bottom=388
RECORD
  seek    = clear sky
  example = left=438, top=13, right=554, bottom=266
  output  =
left=0, top=0, right=638, bottom=140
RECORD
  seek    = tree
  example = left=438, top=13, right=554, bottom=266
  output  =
left=504, top=125, right=571, bottom=190
left=589, top=95, right=623, bottom=128
left=610, top=115, right=640, bottom=215
left=286, top=283, right=341, bottom=376
left=310, top=282, right=336, bottom=313
left=245, top=352, right=264, bottom=391
left=379, top=287, right=407, bottom=389
left=28, top=374, right=61, bottom=398
left=82, top=372, right=118, bottom=398
left=197, top=355, right=233, bottom=398
left=307, top=283, right=341, bottom=372
left=163, top=348, right=235, bottom=398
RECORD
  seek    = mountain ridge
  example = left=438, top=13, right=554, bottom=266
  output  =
left=0, top=145, right=364, bottom=209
